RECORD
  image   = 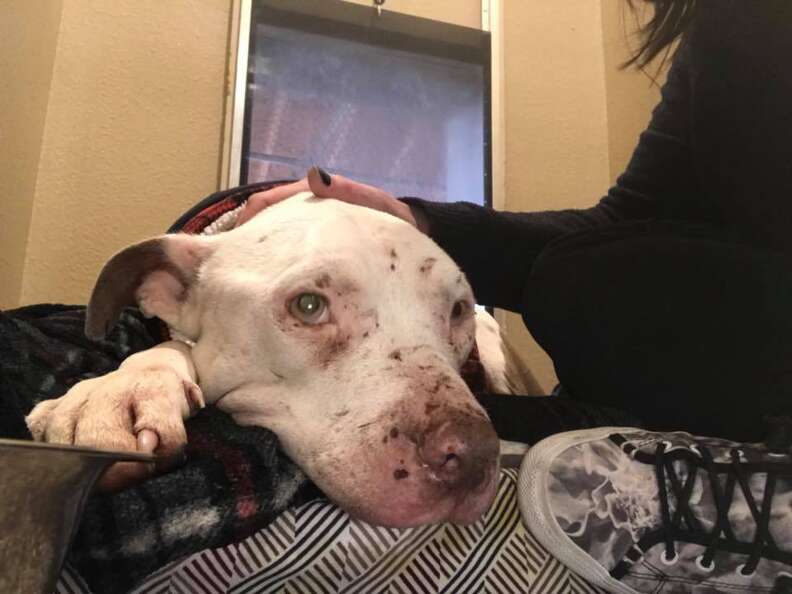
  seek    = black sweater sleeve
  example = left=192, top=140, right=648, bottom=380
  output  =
left=402, top=42, right=699, bottom=313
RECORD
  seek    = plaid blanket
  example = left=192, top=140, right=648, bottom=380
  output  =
left=55, top=468, right=605, bottom=594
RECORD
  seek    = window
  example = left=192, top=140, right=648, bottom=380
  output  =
left=230, top=0, right=492, bottom=206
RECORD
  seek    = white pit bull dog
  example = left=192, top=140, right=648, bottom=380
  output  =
left=27, top=192, right=535, bottom=527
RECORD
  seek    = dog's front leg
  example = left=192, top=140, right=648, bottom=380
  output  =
left=26, top=340, right=202, bottom=491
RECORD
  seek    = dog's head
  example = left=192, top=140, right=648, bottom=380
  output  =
left=87, top=193, right=499, bottom=526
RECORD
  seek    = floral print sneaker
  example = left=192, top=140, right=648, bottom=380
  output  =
left=518, top=427, right=792, bottom=594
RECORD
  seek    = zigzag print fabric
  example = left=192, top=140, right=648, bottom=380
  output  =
left=56, top=470, right=603, bottom=593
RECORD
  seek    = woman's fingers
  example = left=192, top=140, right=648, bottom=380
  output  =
left=307, top=167, right=417, bottom=226
left=236, top=179, right=309, bottom=226
left=235, top=167, right=418, bottom=228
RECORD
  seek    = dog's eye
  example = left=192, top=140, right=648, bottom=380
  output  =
left=290, top=293, right=329, bottom=324
left=451, top=300, right=470, bottom=321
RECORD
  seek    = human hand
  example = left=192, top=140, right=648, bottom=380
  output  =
left=236, top=167, right=425, bottom=230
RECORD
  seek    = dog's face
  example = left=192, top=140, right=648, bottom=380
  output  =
left=87, top=193, right=499, bottom=526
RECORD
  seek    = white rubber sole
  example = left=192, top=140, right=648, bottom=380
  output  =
left=518, top=427, right=643, bottom=594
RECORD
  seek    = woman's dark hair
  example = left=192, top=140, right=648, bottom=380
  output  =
left=624, top=0, right=697, bottom=69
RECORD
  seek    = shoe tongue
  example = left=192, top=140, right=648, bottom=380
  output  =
left=720, top=466, right=792, bottom=549
left=631, top=433, right=791, bottom=550
left=551, top=432, right=792, bottom=573
left=664, top=458, right=718, bottom=532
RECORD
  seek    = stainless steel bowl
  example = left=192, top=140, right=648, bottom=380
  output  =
left=0, top=438, right=153, bottom=594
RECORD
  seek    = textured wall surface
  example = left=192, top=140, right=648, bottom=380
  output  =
left=19, top=0, right=231, bottom=306
left=0, top=0, right=64, bottom=309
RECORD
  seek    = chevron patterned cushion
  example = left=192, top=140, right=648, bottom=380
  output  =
left=56, top=469, right=602, bottom=594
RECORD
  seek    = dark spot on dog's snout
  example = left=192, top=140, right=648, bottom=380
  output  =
left=393, top=468, right=409, bottom=480
left=325, top=337, right=347, bottom=361
left=429, top=373, right=455, bottom=395
left=425, top=402, right=439, bottom=415
left=315, top=326, right=355, bottom=368
left=390, top=427, right=399, bottom=439
left=387, top=249, right=399, bottom=271
left=315, top=274, right=331, bottom=288
left=334, top=408, right=350, bottom=418
left=363, top=331, right=369, bottom=338
left=451, top=301, right=464, bottom=319
left=419, top=257, right=437, bottom=275
left=389, top=349, right=402, bottom=361
left=258, top=235, right=268, bottom=243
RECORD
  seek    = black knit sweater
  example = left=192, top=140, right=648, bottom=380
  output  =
left=405, top=0, right=792, bottom=313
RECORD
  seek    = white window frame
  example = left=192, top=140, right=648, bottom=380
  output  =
left=221, top=0, right=253, bottom=190
left=482, top=0, right=504, bottom=212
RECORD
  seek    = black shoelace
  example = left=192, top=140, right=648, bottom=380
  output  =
left=653, top=441, right=789, bottom=575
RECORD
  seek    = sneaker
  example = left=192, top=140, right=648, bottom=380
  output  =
left=519, top=427, right=792, bottom=594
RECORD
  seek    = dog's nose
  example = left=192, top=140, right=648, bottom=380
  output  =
left=418, top=416, right=499, bottom=490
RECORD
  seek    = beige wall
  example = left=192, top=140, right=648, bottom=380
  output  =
left=0, top=0, right=64, bottom=309
left=498, top=1, right=664, bottom=392
left=5, top=1, right=663, bottom=393
left=601, top=1, right=665, bottom=182
left=14, top=0, right=231, bottom=306
left=342, top=0, right=481, bottom=29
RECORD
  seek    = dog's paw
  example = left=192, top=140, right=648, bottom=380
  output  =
left=26, top=367, right=203, bottom=491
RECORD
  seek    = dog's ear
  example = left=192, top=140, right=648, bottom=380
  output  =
left=85, top=233, right=216, bottom=340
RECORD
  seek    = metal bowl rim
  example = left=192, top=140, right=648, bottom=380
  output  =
left=0, top=438, right=155, bottom=461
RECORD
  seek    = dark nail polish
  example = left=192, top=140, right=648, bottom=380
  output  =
left=316, top=167, right=332, bottom=186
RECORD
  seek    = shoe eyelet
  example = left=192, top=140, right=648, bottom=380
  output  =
left=620, top=444, right=639, bottom=459
left=689, top=444, right=701, bottom=456
left=660, top=549, right=678, bottom=566
left=736, top=563, right=755, bottom=577
left=735, top=449, right=747, bottom=461
left=695, top=555, right=715, bottom=573
left=661, top=440, right=674, bottom=451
